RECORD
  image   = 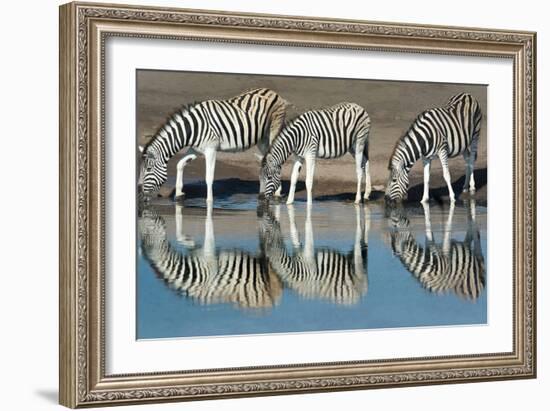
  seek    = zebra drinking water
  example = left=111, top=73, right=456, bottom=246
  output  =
left=259, top=102, right=371, bottom=204
left=259, top=204, right=369, bottom=305
left=138, top=88, right=289, bottom=203
left=385, top=93, right=482, bottom=203
left=387, top=201, right=485, bottom=300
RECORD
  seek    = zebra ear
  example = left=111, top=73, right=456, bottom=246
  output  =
left=138, top=145, right=144, bottom=154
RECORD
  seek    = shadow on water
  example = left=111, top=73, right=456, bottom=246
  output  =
left=169, top=177, right=388, bottom=203
left=160, top=167, right=486, bottom=205
left=315, top=190, right=386, bottom=202
left=169, top=178, right=306, bottom=200
left=315, top=168, right=487, bottom=204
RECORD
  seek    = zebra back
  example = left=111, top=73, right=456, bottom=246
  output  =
left=388, top=93, right=481, bottom=170
left=266, top=102, right=370, bottom=166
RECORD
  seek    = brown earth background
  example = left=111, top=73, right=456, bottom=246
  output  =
left=137, top=70, right=487, bottom=202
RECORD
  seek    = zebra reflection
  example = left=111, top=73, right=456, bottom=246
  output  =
left=387, top=200, right=485, bottom=300
left=259, top=205, right=369, bottom=305
left=138, top=205, right=282, bottom=309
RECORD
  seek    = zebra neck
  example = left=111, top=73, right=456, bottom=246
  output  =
left=147, top=109, right=200, bottom=163
left=397, top=137, right=419, bottom=170
left=269, top=131, right=295, bottom=166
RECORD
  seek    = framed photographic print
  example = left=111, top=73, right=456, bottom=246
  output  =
left=59, top=1, right=537, bottom=408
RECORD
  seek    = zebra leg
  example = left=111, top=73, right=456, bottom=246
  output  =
left=442, top=202, right=455, bottom=255
left=304, top=204, right=315, bottom=260
left=468, top=137, right=479, bottom=194
left=439, top=150, right=456, bottom=203
left=175, top=149, right=198, bottom=200
left=304, top=155, right=316, bottom=205
left=354, top=149, right=364, bottom=204
left=175, top=204, right=196, bottom=247
left=286, top=159, right=303, bottom=205
left=421, top=201, right=433, bottom=243
left=363, top=203, right=371, bottom=245
left=274, top=203, right=281, bottom=222
left=421, top=159, right=431, bottom=204
left=469, top=197, right=477, bottom=223
left=287, top=204, right=301, bottom=249
left=462, top=150, right=473, bottom=194
left=203, top=202, right=216, bottom=260
left=353, top=204, right=367, bottom=294
left=203, top=147, right=217, bottom=204
left=364, top=159, right=372, bottom=201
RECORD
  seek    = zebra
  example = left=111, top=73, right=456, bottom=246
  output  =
left=259, top=204, right=369, bottom=305
left=138, top=205, right=282, bottom=309
left=259, top=102, right=371, bottom=205
left=385, top=93, right=482, bottom=203
left=138, top=88, right=289, bottom=203
left=387, top=200, right=485, bottom=300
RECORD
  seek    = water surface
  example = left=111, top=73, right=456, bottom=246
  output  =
left=137, top=198, right=487, bottom=339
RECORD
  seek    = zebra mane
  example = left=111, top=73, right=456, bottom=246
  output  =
left=280, top=111, right=303, bottom=130
left=387, top=128, right=411, bottom=171
left=387, top=108, right=432, bottom=171
left=261, top=113, right=302, bottom=166
left=142, top=101, right=201, bottom=154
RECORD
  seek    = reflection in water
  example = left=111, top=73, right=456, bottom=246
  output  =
left=139, top=206, right=282, bottom=309
left=138, top=203, right=370, bottom=310
left=386, top=200, right=486, bottom=300
left=138, top=200, right=487, bottom=338
left=259, top=205, right=369, bottom=305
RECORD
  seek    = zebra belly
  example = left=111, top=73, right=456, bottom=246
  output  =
left=446, top=131, right=473, bottom=157
left=316, top=142, right=350, bottom=159
left=316, top=150, right=348, bottom=159
left=316, top=133, right=355, bottom=158
left=218, top=140, right=259, bottom=152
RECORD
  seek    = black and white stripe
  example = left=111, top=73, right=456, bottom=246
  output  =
left=259, top=206, right=368, bottom=305
left=385, top=93, right=482, bottom=203
left=138, top=209, right=282, bottom=309
left=387, top=202, right=485, bottom=300
left=138, top=88, right=288, bottom=202
left=260, top=102, right=371, bottom=204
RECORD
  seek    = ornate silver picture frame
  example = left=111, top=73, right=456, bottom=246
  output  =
left=59, top=1, right=536, bottom=408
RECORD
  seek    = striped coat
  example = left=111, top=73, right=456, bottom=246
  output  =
left=260, top=102, right=371, bottom=204
left=385, top=93, right=482, bottom=203
left=138, top=88, right=289, bottom=202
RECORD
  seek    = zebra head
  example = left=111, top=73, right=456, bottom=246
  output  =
left=385, top=162, right=409, bottom=203
left=138, top=147, right=168, bottom=196
left=259, top=157, right=282, bottom=201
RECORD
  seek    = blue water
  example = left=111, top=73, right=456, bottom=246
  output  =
left=137, top=200, right=487, bottom=339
